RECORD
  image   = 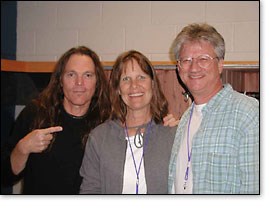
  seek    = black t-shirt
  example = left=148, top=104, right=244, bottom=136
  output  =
left=2, top=102, right=88, bottom=194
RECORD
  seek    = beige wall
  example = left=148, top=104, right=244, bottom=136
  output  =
left=17, top=1, right=259, bottom=62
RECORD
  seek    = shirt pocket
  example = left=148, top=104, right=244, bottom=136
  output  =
left=204, top=152, right=237, bottom=193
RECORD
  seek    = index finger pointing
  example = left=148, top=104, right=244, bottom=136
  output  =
left=43, top=126, right=63, bottom=134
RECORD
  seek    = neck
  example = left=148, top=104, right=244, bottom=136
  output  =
left=193, top=84, right=223, bottom=105
left=125, top=109, right=151, bottom=136
left=63, top=102, right=89, bottom=117
left=126, top=110, right=151, bottom=136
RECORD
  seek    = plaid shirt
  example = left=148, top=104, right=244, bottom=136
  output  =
left=168, top=84, right=259, bottom=194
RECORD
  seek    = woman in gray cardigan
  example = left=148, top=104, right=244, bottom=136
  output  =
left=80, top=50, right=177, bottom=194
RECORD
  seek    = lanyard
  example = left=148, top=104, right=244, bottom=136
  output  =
left=124, top=120, right=152, bottom=194
left=183, top=102, right=194, bottom=190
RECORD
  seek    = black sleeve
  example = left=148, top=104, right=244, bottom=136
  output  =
left=1, top=102, right=37, bottom=187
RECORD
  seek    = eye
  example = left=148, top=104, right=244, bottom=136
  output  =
left=181, top=58, right=192, bottom=64
left=121, top=76, right=130, bottom=82
left=199, top=56, right=210, bottom=62
left=137, top=75, right=146, bottom=80
left=66, top=72, right=75, bottom=77
left=84, top=72, right=95, bottom=78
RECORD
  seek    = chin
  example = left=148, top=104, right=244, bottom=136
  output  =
left=71, top=100, right=90, bottom=106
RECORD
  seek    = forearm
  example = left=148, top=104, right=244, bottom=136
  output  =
left=10, top=141, right=30, bottom=175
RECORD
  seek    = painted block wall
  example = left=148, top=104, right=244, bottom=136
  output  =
left=17, top=1, right=259, bottom=63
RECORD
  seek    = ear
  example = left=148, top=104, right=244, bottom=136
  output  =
left=176, top=64, right=181, bottom=75
left=217, top=59, right=224, bottom=75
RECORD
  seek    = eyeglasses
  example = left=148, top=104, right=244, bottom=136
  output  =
left=177, top=54, right=218, bottom=70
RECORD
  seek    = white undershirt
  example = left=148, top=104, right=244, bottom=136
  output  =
left=122, top=134, right=147, bottom=194
left=174, top=103, right=205, bottom=194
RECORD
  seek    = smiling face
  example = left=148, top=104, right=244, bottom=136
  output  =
left=178, top=40, right=224, bottom=104
left=61, top=54, right=97, bottom=116
left=119, top=59, right=153, bottom=115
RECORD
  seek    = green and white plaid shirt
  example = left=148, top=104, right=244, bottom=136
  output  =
left=168, top=84, right=259, bottom=194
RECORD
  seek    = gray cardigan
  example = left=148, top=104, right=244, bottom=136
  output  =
left=80, top=119, right=176, bottom=194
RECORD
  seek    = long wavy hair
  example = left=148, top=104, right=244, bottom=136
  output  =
left=31, top=46, right=110, bottom=147
left=109, top=50, right=168, bottom=124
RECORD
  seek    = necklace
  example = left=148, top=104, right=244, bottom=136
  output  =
left=124, top=119, right=152, bottom=194
left=183, top=102, right=194, bottom=190
left=64, top=108, right=87, bottom=119
left=133, top=129, right=144, bottom=148
left=126, top=123, right=149, bottom=148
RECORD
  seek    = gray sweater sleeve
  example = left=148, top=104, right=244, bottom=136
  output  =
left=79, top=133, right=101, bottom=194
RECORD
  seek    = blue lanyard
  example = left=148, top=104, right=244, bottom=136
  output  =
left=124, top=120, right=152, bottom=194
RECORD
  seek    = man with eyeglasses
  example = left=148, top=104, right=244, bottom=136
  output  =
left=168, top=23, right=259, bottom=194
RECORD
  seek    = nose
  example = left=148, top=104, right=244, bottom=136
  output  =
left=130, top=79, right=138, bottom=88
left=76, top=76, right=83, bottom=86
left=189, top=58, right=201, bottom=72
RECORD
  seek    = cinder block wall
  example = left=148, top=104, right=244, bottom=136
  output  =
left=17, top=1, right=259, bottom=63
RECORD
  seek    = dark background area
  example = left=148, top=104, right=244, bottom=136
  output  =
left=1, top=1, right=51, bottom=194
